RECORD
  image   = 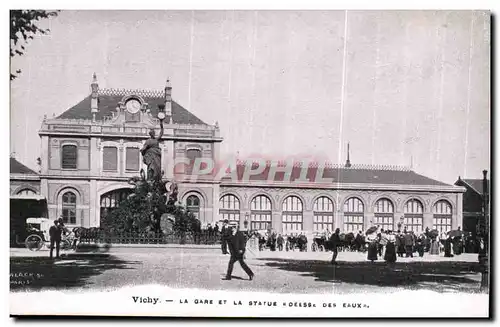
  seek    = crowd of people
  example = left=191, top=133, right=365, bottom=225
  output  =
left=328, top=226, right=471, bottom=264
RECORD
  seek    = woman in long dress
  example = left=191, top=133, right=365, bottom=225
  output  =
left=384, top=230, right=397, bottom=263
left=429, top=235, right=440, bottom=255
left=366, top=232, right=378, bottom=262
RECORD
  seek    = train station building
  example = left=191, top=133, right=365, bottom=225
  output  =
left=23, top=76, right=466, bottom=236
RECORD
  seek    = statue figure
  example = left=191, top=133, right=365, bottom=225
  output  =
left=140, top=119, right=164, bottom=182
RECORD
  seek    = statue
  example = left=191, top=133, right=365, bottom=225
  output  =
left=140, top=118, right=164, bottom=182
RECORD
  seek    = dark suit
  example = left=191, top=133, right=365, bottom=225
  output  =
left=49, top=224, right=63, bottom=258
left=221, top=225, right=230, bottom=254
left=329, top=233, right=341, bottom=262
left=226, top=231, right=254, bottom=279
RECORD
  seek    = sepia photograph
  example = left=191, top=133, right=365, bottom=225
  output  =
left=9, top=8, right=491, bottom=318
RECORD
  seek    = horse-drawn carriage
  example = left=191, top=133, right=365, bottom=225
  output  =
left=311, top=232, right=328, bottom=252
left=24, top=217, right=77, bottom=252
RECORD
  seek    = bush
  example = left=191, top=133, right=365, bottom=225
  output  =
left=101, top=178, right=200, bottom=237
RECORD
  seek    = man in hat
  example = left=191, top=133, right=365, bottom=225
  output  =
left=329, top=228, right=341, bottom=264
left=224, top=225, right=254, bottom=281
left=49, top=219, right=63, bottom=259
left=220, top=219, right=230, bottom=255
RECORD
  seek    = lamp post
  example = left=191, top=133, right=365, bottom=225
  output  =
left=480, top=170, right=489, bottom=291
left=244, top=213, right=249, bottom=230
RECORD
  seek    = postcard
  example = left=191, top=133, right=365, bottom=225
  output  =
left=9, top=9, right=491, bottom=318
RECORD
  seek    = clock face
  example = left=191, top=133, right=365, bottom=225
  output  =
left=126, top=99, right=141, bottom=114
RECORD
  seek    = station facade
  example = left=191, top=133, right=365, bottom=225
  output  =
left=33, top=76, right=466, bottom=236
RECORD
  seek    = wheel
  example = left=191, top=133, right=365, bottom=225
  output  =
left=25, top=234, right=44, bottom=251
left=319, top=245, right=325, bottom=252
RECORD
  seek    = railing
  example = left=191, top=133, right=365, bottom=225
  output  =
left=76, top=228, right=222, bottom=245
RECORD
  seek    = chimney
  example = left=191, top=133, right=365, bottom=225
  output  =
left=91, top=73, right=99, bottom=122
left=164, top=78, right=172, bottom=123
left=345, top=142, right=352, bottom=168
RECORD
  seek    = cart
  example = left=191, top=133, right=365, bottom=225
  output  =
left=24, top=218, right=77, bottom=252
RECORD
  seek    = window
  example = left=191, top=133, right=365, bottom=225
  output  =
left=343, top=197, right=364, bottom=233
left=404, top=198, right=424, bottom=234
left=61, top=144, right=77, bottom=169
left=219, top=194, right=240, bottom=226
left=61, top=191, right=77, bottom=224
left=374, top=198, right=394, bottom=231
left=250, top=195, right=272, bottom=230
left=186, top=195, right=200, bottom=220
left=100, top=189, right=132, bottom=222
left=313, top=196, right=334, bottom=233
left=433, top=200, right=452, bottom=233
left=103, top=146, right=118, bottom=171
left=186, top=148, right=202, bottom=175
left=282, top=196, right=303, bottom=233
left=16, top=189, right=36, bottom=196
left=126, top=148, right=140, bottom=171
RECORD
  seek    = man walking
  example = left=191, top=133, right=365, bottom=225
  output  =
left=329, top=228, right=341, bottom=264
left=49, top=219, right=63, bottom=259
left=224, top=226, right=254, bottom=281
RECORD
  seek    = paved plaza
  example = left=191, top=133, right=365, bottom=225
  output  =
left=10, top=247, right=483, bottom=294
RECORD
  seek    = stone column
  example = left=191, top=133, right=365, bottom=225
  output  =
left=272, top=210, right=281, bottom=233
left=302, top=209, right=314, bottom=233
left=336, top=210, right=344, bottom=231
left=423, top=212, right=433, bottom=231
left=90, top=137, right=100, bottom=176
left=212, top=183, right=220, bottom=225
left=163, top=139, right=174, bottom=179
left=40, top=136, right=49, bottom=175
left=365, top=212, right=374, bottom=229
left=455, top=193, right=464, bottom=230
left=89, top=179, right=98, bottom=227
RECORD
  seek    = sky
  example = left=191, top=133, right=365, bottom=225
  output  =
left=10, top=10, right=490, bottom=184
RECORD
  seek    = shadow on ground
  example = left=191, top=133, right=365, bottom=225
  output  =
left=258, top=258, right=483, bottom=293
left=10, top=254, right=140, bottom=292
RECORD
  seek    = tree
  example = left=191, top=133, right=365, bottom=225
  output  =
left=100, top=175, right=201, bottom=242
left=10, top=10, right=58, bottom=80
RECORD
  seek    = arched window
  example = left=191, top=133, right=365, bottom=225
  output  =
left=282, top=196, right=303, bottom=233
left=433, top=200, right=452, bottom=233
left=313, top=197, right=334, bottom=233
left=61, top=191, right=77, bottom=224
left=186, top=194, right=201, bottom=220
left=61, top=144, right=77, bottom=169
left=404, top=198, right=424, bottom=234
left=100, top=188, right=132, bottom=222
left=343, top=197, right=364, bottom=233
left=219, top=194, right=240, bottom=226
left=16, top=189, right=36, bottom=196
left=250, top=195, right=272, bottom=230
left=374, top=198, right=394, bottom=231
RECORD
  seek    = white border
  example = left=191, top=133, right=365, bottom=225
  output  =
left=3, top=2, right=497, bottom=326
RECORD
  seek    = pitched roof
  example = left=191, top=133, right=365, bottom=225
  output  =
left=459, top=178, right=490, bottom=195
left=10, top=157, right=38, bottom=175
left=57, top=89, right=207, bottom=125
left=222, top=163, right=451, bottom=186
